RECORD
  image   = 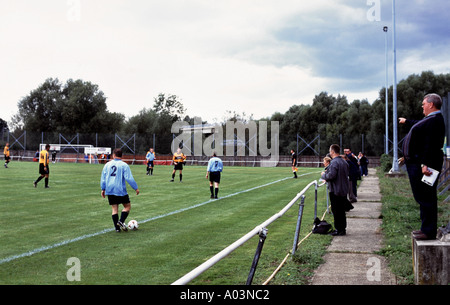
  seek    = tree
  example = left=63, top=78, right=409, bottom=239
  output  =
left=153, top=93, right=186, bottom=121
left=15, top=78, right=62, bottom=132
left=0, top=118, right=8, bottom=132
left=15, top=78, right=124, bottom=134
left=123, top=93, right=189, bottom=154
left=0, top=118, right=8, bottom=145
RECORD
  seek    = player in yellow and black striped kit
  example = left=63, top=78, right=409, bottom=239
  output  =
left=3, top=142, right=10, bottom=168
left=170, top=148, right=186, bottom=182
left=34, top=144, right=51, bottom=188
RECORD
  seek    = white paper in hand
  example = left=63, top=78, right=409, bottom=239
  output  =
left=421, top=167, right=439, bottom=186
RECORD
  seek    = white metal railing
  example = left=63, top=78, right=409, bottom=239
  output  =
left=171, top=179, right=327, bottom=285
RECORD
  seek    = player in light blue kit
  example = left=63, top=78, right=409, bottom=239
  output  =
left=101, top=148, right=140, bottom=232
left=206, top=152, right=223, bottom=199
left=145, top=148, right=155, bottom=175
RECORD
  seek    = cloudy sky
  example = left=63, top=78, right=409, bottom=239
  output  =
left=1, top=0, right=449, bottom=124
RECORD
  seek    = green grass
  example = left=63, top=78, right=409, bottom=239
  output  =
left=0, top=161, right=329, bottom=285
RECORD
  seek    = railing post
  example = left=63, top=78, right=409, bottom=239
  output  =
left=292, top=195, right=305, bottom=257
left=314, top=183, right=318, bottom=220
left=326, top=183, right=330, bottom=213
left=246, top=227, right=268, bottom=285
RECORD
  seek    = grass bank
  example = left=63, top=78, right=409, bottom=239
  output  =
left=377, top=168, right=449, bottom=284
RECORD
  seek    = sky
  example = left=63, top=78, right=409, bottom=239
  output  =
left=1, top=0, right=450, bottom=125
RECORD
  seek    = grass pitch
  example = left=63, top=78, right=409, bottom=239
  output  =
left=0, top=161, right=328, bottom=285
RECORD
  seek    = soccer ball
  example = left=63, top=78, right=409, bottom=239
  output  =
left=127, top=219, right=139, bottom=231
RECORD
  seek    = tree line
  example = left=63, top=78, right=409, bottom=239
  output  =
left=3, top=71, right=450, bottom=156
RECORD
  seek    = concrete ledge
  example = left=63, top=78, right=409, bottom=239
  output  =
left=412, top=235, right=450, bottom=285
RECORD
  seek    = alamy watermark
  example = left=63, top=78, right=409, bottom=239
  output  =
left=67, top=0, right=81, bottom=22
left=66, top=257, right=81, bottom=281
left=366, top=0, right=381, bottom=22
left=366, top=256, right=381, bottom=282
left=171, top=118, right=279, bottom=162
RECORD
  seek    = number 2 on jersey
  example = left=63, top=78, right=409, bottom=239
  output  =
left=110, top=165, right=117, bottom=177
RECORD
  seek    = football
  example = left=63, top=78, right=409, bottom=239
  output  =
left=127, top=219, right=139, bottom=231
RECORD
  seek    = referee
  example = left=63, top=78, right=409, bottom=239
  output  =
left=291, top=149, right=298, bottom=178
left=206, top=152, right=223, bottom=199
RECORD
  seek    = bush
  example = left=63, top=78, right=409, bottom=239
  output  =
left=380, top=154, right=392, bottom=172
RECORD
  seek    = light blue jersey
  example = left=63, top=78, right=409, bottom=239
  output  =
left=101, top=158, right=138, bottom=196
left=207, top=157, right=223, bottom=172
left=146, top=151, right=155, bottom=161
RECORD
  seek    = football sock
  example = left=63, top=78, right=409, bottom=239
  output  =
left=112, top=214, right=119, bottom=229
left=215, top=188, right=219, bottom=198
left=210, top=185, right=214, bottom=196
left=44, top=178, right=48, bottom=187
left=179, top=174, right=182, bottom=181
left=120, top=211, right=129, bottom=223
left=35, top=176, right=43, bottom=184
left=293, top=171, right=297, bottom=178
left=172, top=173, right=175, bottom=179
left=150, top=168, right=153, bottom=175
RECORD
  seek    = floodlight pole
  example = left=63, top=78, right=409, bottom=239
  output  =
left=392, top=0, right=399, bottom=172
left=383, top=26, right=389, bottom=155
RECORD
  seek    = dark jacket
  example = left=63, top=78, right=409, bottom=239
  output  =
left=346, top=153, right=360, bottom=180
left=321, top=156, right=349, bottom=197
left=402, top=112, right=445, bottom=170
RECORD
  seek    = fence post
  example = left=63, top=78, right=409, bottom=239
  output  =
left=246, top=227, right=268, bottom=285
left=314, top=182, right=318, bottom=220
left=292, top=195, right=305, bottom=257
left=326, top=184, right=330, bottom=213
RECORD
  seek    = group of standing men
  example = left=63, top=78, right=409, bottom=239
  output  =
left=320, top=93, right=445, bottom=240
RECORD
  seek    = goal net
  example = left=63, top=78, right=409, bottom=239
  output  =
left=84, top=147, right=111, bottom=164
left=39, top=144, right=110, bottom=163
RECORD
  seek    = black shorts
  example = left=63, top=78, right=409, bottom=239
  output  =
left=107, top=195, right=130, bottom=206
left=5, top=156, right=10, bottom=162
left=209, top=171, right=221, bottom=183
left=39, top=163, right=49, bottom=175
left=147, top=161, right=154, bottom=167
left=174, top=162, right=183, bottom=170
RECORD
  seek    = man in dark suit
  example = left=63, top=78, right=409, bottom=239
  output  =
left=400, top=93, right=446, bottom=240
left=321, top=144, right=349, bottom=236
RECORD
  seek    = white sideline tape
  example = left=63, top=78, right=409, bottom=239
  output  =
left=0, top=171, right=319, bottom=265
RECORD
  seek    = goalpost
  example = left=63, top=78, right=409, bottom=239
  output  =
left=84, top=147, right=111, bottom=164
left=39, top=144, right=110, bottom=163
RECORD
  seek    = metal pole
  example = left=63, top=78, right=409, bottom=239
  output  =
left=326, top=184, right=330, bottom=213
left=246, top=228, right=268, bottom=285
left=172, top=180, right=318, bottom=285
left=292, top=195, right=305, bottom=256
left=392, top=0, right=399, bottom=171
left=384, top=26, right=389, bottom=155
left=314, top=184, right=318, bottom=220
